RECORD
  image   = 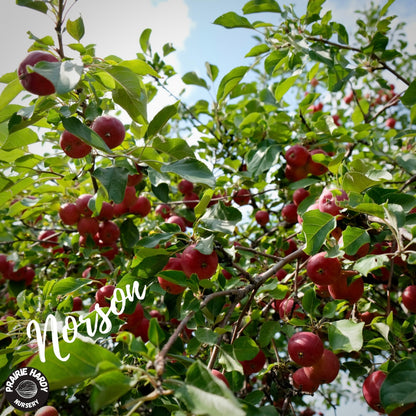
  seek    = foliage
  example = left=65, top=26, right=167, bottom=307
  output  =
left=1, top=0, right=416, bottom=415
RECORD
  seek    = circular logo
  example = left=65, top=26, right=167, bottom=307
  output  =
left=5, top=367, right=49, bottom=411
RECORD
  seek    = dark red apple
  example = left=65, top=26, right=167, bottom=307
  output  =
left=288, top=331, right=324, bottom=367
left=178, top=179, right=194, bottom=194
left=239, top=350, right=266, bottom=375
left=18, top=51, right=58, bottom=96
left=282, top=203, right=298, bottom=224
left=255, top=210, right=269, bottom=226
left=181, top=244, right=218, bottom=280
left=306, top=252, right=341, bottom=286
left=59, top=203, right=81, bottom=225
left=157, top=256, right=186, bottom=295
left=292, top=188, right=310, bottom=206
left=212, top=369, right=230, bottom=387
left=362, top=370, right=386, bottom=413
left=233, top=189, right=251, bottom=206
left=292, top=367, right=320, bottom=393
left=304, top=349, right=340, bottom=384
left=285, top=145, right=310, bottom=167
left=95, top=284, right=115, bottom=307
left=98, top=221, right=120, bottom=245
left=91, top=115, right=125, bottom=149
left=402, top=285, right=416, bottom=313
left=129, top=196, right=151, bottom=217
left=34, top=406, right=59, bottom=416
left=38, top=230, right=58, bottom=248
left=166, top=215, right=187, bottom=231
left=60, top=130, right=92, bottom=159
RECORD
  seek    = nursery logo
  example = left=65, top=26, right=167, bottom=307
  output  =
left=5, top=367, right=49, bottom=411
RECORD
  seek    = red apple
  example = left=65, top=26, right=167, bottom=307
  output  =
left=72, top=296, right=83, bottom=311
left=75, top=194, right=93, bottom=217
left=288, top=331, right=324, bottom=367
left=402, top=285, right=416, bottom=313
left=386, top=117, right=396, bottom=129
left=292, top=367, right=320, bottom=393
left=304, top=349, right=340, bottom=384
left=129, top=196, right=151, bottom=217
left=310, top=77, right=319, bottom=87
left=98, top=221, right=120, bottom=245
left=239, top=349, right=266, bottom=375
left=91, top=115, right=125, bottom=149
left=59, top=203, right=81, bottom=225
left=344, top=91, right=354, bottom=104
left=155, top=204, right=171, bottom=219
left=122, top=186, right=138, bottom=208
left=38, top=229, right=58, bottom=248
left=284, top=164, right=309, bottom=182
left=328, top=271, right=364, bottom=303
left=59, top=130, right=92, bottom=159
left=362, top=370, right=386, bottom=413
left=178, top=179, right=194, bottom=194
left=282, top=203, right=298, bottom=224
left=292, top=188, right=310, bottom=206
left=34, top=406, right=59, bottom=416
left=318, top=188, right=348, bottom=217
left=212, top=369, right=230, bottom=387
left=233, top=189, right=251, bottom=206
left=97, top=202, right=114, bottom=221
left=183, top=192, right=200, bottom=209
left=95, top=284, right=115, bottom=307
left=166, top=215, right=187, bottom=231
left=306, top=252, right=341, bottom=286
left=77, top=217, right=100, bottom=237
left=181, top=244, right=219, bottom=280
left=255, top=210, right=269, bottom=226
left=157, top=256, right=186, bottom=295
left=18, top=51, right=58, bottom=96
left=307, top=149, right=328, bottom=176
left=285, top=144, right=310, bottom=167
left=278, top=298, right=305, bottom=320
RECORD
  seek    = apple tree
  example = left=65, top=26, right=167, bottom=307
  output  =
left=1, top=0, right=416, bottom=415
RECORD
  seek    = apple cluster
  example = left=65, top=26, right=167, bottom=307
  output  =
left=0, top=254, right=35, bottom=287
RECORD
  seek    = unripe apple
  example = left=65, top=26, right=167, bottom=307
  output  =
left=306, top=252, right=341, bottom=285
left=288, top=331, right=324, bottom=367
left=181, top=244, right=218, bottom=280
left=129, top=196, right=151, bottom=217
left=91, top=115, right=125, bottom=149
left=285, top=144, right=310, bottom=167
left=34, top=406, right=59, bottom=416
left=178, top=179, right=194, bottom=194
left=362, top=370, right=386, bottom=413
left=402, top=285, right=416, bottom=313
left=239, top=349, right=266, bottom=375
left=18, top=51, right=58, bottom=96
left=212, top=369, right=230, bottom=387
left=255, top=210, right=269, bottom=226
left=59, top=203, right=81, bottom=225
left=59, top=130, right=92, bottom=159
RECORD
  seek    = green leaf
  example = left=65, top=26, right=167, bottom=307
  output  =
left=92, top=166, right=128, bottom=203
left=243, top=0, right=281, bottom=14
left=0, top=78, right=24, bottom=111
left=247, top=144, right=280, bottom=176
left=258, top=321, right=280, bottom=348
left=245, top=44, right=270, bottom=58
left=139, top=28, right=152, bottom=54
left=182, top=72, right=208, bottom=89
left=348, top=202, right=385, bottom=219
left=219, top=345, right=244, bottom=373
left=51, top=277, right=91, bottom=297
left=353, top=255, right=390, bottom=275
left=120, top=218, right=140, bottom=249
left=342, top=171, right=381, bottom=193
left=328, top=319, right=364, bottom=353
left=33, top=61, right=83, bottom=94
left=274, top=71, right=300, bottom=101
left=194, top=189, right=215, bottom=218
left=152, top=136, right=195, bottom=160
left=62, top=117, right=112, bottom=153
left=402, top=80, right=416, bottom=107
left=29, top=338, right=121, bottom=390
left=2, top=127, right=37, bottom=150
left=233, top=336, right=259, bottom=361
left=213, top=12, right=253, bottom=29
left=195, top=235, right=215, bottom=256
left=306, top=0, right=325, bottom=23
left=205, top=62, right=219, bottom=82
left=146, top=102, right=179, bottom=139
left=217, top=66, right=249, bottom=102
left=200, top=202, right=242, bottom=234
left=341, top=226, right=370, bottom=256
left=302, top=210, right=336, bottom=255
left=161, top=157, right=216, bottom=187
left=148, top=317, right=166, bottom=347
left=66, top=17, right=85, bottom=41
left=195, top=328, right=218, bottom=345
left=16, top=0, right=48, bottom=13
left=118, top=59, right=159, bottom=77
left=381, top=357, right=416, bottom=414
left=105, top=65, right=147, bottom=122
left=90, top=370, right=133, bottom=413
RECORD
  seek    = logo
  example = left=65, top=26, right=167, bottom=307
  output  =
left=5, top=367, right=49, bottom=411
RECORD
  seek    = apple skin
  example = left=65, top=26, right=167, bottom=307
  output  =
left=181, top=244, right=219, bottom=280
left=60, top=130, right=92, bottom=159
left=98, top=221, right=120, bottom=245
left=233, top=189, right=251, bottom=206
left=95, top=284, right=115, bottom=307
left=285, top=144, right=310, bottom=167
left=282, top=203, right=298, bottom=224
left=91, top=115, right=125, bottom=149
left=165, top=215, right=187, bottom=231
left=362, top=370, right=386, bottom=413
left=155, top=204, right=171, bottom=219
left=386, top=117, right=396, bottom=129
left=75, top=194, right=94, bottom=217
left=328, top=270, right=364, bottom=304
left=183, top=192, right=200, bottom=209
left=292, top=188, right=310, bottom=206
left=77, top=217, right=100, bottom=237
left=212, top=369, right=230, bottom=387
left=292, top=367, right=320, bottom=393
left=344, top=91, right=354, bottom=104
left=178, top=179, right=194, bottom=194
left=306, top=252, right=341, bottom=285
left=402, top=285, right=416, bottom=313
left=38, top=229, right=58, bottom=248
left=129, top=196, right=151, bottom=217
left=157, top=257, right=186, bottom=295
left=18, top=51, right=58, bottom=96
left=304, top=349, right=340, bottom=384
left=239, top=350, right=266, bottom=375
left=34, top=406, right=59, bottom=416
left=255, top=210, right=269, bottom=226
left=318, top=188, right=348, bottom=217
left=288, top=331, right=324, bottom=367
left=59, top=203, right=81, bottom=225
left=284, top=164, right=309, bottom=182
